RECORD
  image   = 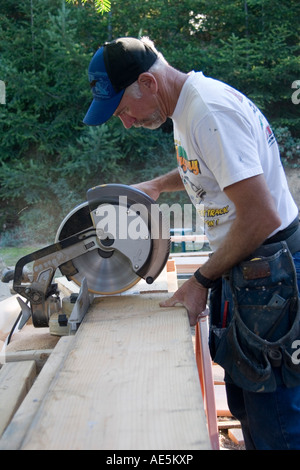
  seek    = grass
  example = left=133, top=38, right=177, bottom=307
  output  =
left=0, top=245, right=42, bottom=267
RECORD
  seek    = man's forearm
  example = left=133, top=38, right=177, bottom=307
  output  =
left=200, top=220, right=265, bottom=281
left=199, top=175, right=281, bottom=281
left=146, top=168, right=184, bottom=193
left=200, top=210, right=281, bottom=281
left=133, top=168, right=184, bottom=200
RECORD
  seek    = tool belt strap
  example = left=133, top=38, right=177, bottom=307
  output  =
left=264, top=216, right=300, bottom=254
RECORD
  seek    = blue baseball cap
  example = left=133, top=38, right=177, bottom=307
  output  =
left=83, top=37, right=158, bottom=126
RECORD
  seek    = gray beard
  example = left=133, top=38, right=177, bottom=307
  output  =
left=133, top=110, right=165, bottom=130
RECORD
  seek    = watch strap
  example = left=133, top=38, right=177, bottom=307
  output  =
left=194, top=269, right=215, bottom=288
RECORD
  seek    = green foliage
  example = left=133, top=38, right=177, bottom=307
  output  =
left=0, top=0, right=299, bottom=247
left=274, top=127, right=300, bottom=168
left=66, top=0, right=111, bottom=15
left=0, top=245, right=43, bottom=265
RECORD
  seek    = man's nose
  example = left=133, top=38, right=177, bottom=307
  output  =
left=119, top=113, right=136, bottom=129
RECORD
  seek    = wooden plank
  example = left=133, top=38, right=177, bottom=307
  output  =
left=214, top=385, right=232, bottom=417
left=55, top=277, right=80, bottom=297
left=217, top=419, right=241, bottom=430
left=12, top=294, right=210, bottom=450
left=169, top=251, right=211, bottom=257
left=4, top=349, right=53, bottom=373
left=171, top=256, right=210, bottom=274
left=212, top=363, right=225, bottom=385
left=195, top=318, right=219, bottom=450
left=170, top=234, right=208, bottom=243
left=228, top=428, right=244, bottom=445
left=166, top=259, right=178, bottom=292
left=0, top=336, right=74, bottom=450
left=0, top=361, right=36, bottom=438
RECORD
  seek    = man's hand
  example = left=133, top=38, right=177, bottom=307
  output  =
left=159, top=276, right=209, bottom=326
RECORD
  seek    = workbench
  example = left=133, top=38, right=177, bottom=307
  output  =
left=0, top=265, right=212, bottom=450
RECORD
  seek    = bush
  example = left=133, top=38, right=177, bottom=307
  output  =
left=274, top=127, right=300, bottom=168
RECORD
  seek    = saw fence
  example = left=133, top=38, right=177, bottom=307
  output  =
left=0, top=261, right=218, bottom=450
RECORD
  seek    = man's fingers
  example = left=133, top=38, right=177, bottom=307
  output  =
left=160, top=296, right=209, bottom=327
left=159, top=296, right=183, bottom=308
left=159, top=296, right=197, bottom=326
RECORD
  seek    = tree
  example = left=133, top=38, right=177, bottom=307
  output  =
left=0, top=0, right=298, bottom=245
left=0, top=0, right=176, bottom=243
left=66, top=0, right=111, bottom=15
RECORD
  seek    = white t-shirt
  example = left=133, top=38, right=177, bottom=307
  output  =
left=172, top=71, right=298, bottom=251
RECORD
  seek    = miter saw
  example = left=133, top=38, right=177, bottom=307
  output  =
left=11, top=184, right=170, bottom=335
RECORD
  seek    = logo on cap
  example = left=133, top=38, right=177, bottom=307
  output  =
left=89, top=72, right=116, bottom=101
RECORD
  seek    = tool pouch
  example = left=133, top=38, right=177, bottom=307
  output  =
left=209, top=241, right=300, bottom=392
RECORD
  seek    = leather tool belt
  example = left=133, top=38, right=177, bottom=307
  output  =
left=209, top=218, right=300, bottom=392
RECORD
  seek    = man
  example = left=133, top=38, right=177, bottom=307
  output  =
left=83, top=37, right=300, bottom=449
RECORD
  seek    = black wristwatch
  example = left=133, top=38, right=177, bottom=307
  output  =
left=194, top=268, right=216, bottom=288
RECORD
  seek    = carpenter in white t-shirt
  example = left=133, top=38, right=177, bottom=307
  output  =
left=172, top=71, right=298, bottom=251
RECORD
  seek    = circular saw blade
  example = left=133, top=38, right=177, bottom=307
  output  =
left=69, top=248, right=141, bottom=295
left=55, top=184, right=170, bottom=295
left=55, top=201, right=141, bottom=294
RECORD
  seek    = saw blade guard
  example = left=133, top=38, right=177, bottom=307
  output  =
left=55, top=184, right=170, bottom=294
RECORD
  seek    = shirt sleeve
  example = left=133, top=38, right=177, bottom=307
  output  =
left=195, top=110, right=264, bottom=190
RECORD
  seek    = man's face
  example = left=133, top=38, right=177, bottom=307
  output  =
left=113, top=86, right=167, bottom=130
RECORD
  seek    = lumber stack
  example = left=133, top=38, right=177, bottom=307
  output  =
left=0, top=361, right=36, bottom=437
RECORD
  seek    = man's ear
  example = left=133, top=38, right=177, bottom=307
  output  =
left=138, top=72, right=158, bottom=93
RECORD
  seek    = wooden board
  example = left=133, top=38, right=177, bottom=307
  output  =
left=228, top=428, right=244, bottom=445
left=1, top=294, right=210, bottom=450
left=195, top=318, right=219, bottom=450
left=170, top=256, right=210, bottom=274
left=212, top=363, right=225, bottom=385
left=214, top=385, right=232, bottom=417
left=0, top=336, right=74, bottom=450
left=4, top=349, right=53, bottom=373
left=0, top=361, right=36, bottom=437
left=217, top=419, right=241, bottom=430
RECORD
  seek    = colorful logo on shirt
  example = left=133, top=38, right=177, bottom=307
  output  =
left=225, top=87, right=243, bottom=102
left=176, top=144, right=200, bottom=175
left=265, top=125, right=275, bottom=147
